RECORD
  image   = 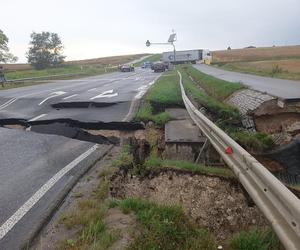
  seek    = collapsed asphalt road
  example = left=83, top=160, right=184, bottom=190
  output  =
left=0, top=68, right=160, bottom=123
left=0, top=128, right=112, bottom=249
left=0, top=68, right=161, bottom=249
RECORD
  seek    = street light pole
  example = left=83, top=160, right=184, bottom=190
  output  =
left=145, top=32, right=177, bottom=64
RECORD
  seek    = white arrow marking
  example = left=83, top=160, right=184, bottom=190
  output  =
left=90, top=89, right=118, bottom=100
left=39, top=91, right=67, bottom=105
left=63, top=94, right=78, bottom=100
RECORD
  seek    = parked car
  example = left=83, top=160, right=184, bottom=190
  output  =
left=141, top=61, right=153, bottom=69
left=119, top=64, right=134, bottom=72
left=152, top=62, right=166, bottom=73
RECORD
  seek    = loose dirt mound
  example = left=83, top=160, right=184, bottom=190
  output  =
left=111, top=168, right=267, bottom=241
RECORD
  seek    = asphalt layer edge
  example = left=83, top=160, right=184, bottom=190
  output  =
left=19, top=144, right=114, bottom=250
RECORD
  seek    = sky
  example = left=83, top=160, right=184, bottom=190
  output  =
left=1, top=0, right=300, bottom=63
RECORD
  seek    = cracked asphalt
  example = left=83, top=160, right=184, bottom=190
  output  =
left=0, top=68, right=160, bottom=249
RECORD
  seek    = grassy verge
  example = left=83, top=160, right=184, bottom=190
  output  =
left=0, top=64, right=116, bottom=90
left=182, top=64, right=244, bottom=100
left=178, top=65, right=275, bottom=153
left=214, top=59, right=300, bottom=81
left=134, top=54, right=162, bottom=67
left=110, top=197, right=216, bottom=250
left=56, top=148, right=133, bottom=250
left=135, top=70, right=183, bottom=125
left=145, top=156, right=235, bottom=178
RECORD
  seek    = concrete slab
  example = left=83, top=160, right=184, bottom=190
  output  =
left=166, top=108, right=190, bottom=120
left=165, top=120, right=205, bottom=143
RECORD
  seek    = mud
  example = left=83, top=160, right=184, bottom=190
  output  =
left=110, top=167, right=267, bottom=241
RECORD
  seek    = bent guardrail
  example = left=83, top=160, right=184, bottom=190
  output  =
left=177, top=70, right=300, bottom=250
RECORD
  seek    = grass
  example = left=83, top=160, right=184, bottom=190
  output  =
left=228, top=130, right=275, bottom=152
left=111, top=197, right=216, bottom=250
left=134, top=54, right=162, bottom=67
left=181, top=64, right=244, bottom=100
left=212, top=45, right=300, bottom=63
left=0, top=64, right=116, bottom=90
left=111, top=145, right=133, bottom=168
left=178, top=65, right=275, bottom=153
left=229, top=228, right=282, bottom=250
left=217, top=59, right=300, bottom=81
left=178, top=65, right=241, bottom=122
left=145, top=156, right=235, bottom=178
left=135, top=70, right=183, bottom=125
left=56, top=150, right=127, bottom=250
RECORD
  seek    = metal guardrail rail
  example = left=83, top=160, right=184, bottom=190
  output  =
left=177, top=71, right=300, bottom=250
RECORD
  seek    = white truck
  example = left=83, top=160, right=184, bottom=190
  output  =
left=162, top=49, right=211, bottom=64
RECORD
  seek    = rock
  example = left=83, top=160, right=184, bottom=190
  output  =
left=286, top=121, right=300, bottom=135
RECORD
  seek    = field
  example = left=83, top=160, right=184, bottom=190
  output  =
left=0, top=53, right=149, bottom=71
left=212, top=45, right=300, bottom=63
left=212, top=45, right=300, bottom=80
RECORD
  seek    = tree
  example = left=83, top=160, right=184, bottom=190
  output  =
left=0, top=29, right=18, bottom=63
left=27, top=31, right=65, bottom=69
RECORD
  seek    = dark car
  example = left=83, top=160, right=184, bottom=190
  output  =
left=119, top=64, right=134, bottom=72
left=152, top=62, right=166, bottom=73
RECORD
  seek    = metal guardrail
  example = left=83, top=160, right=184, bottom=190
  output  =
left=177, top=71, right=300, bottom=250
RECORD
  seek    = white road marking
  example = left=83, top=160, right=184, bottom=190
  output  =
left=62, top=94, right=78, bottom=100
left=38, top=91, right=67, bottom=105
left=29, top=113, right=47, bottom=121
left=0, top=144, right=98, bottom=241
left=87, top=88, right=97, bottom=92
left=122, top=74, right=161, bottom=122
left=0, top=98, right=17, bottom=110
left=90, top=89, right=118, bottom=100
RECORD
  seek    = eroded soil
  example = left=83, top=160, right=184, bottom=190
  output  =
left=110, top=167, right=268, bottom=241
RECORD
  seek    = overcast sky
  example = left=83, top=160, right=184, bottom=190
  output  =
left=2, top=0, right=300, bottom=63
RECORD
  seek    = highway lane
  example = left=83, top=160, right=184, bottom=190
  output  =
left=0, top=68, right=160, bottom=249
left=194, top=64, right=300, bottom=100
left=0, top=128, right=111, bottom=249
left=0, top=68, right=160, bottom=122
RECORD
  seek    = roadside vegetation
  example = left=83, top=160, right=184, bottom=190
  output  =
left=57, top=147, right=132, bottom=250
left=178, top=64, right=275, bottom=152
left=145, top=156, right=235, bottom=178
left=110, top=197, right=216, bottom=250
left=229, top=229, right=282, bottom=250
left=212, top=45, right=300, bottom=80
left=134, top=53, right=162, bottom=67
left=54, top=143, right=281, bottom=250
left=135, top=71, right=183, bottom=125
left=0, top=64, right=116, bottom=90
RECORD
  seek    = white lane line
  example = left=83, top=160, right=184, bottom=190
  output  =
left=38, top=91, right=67, bottom=105
left=62, top=94, right=78, bottom=100
left=0, top=98, right=17, bottom=110
left=28, top=114, right=47, bottom=121
left=87, top=88, right=97, bottom=92
left=0, top=144, right=98, bottom=241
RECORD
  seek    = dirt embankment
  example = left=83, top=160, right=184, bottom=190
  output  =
left=110, top=167, right=268, bottom=241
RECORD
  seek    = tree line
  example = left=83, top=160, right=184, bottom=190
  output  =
left=0, top=30, right=65, bottom=70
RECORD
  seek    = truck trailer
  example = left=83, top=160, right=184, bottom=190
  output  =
left=162, top=49, right=211, bottom=64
